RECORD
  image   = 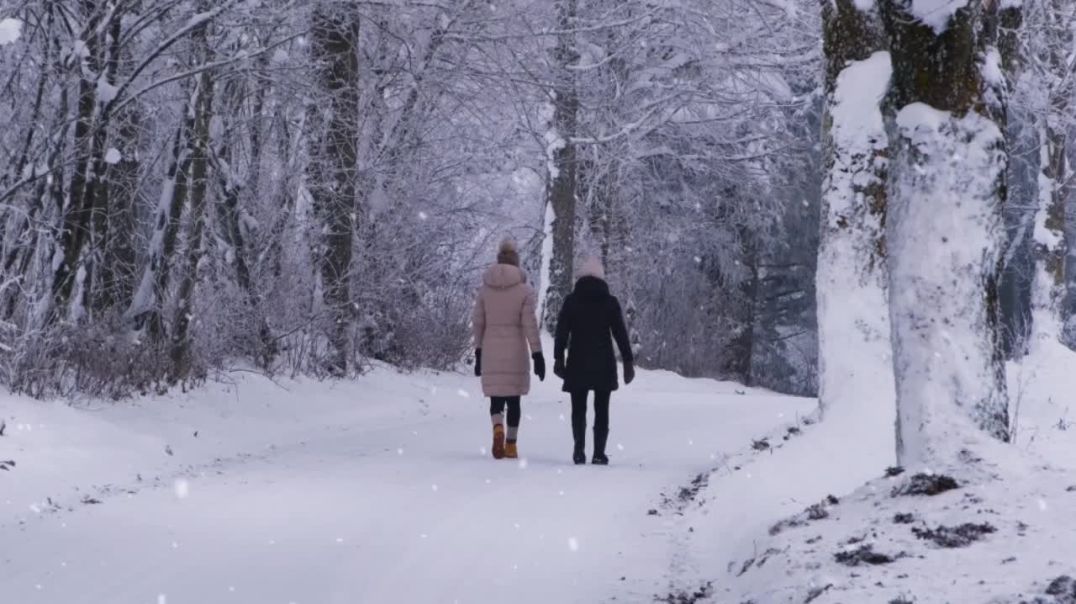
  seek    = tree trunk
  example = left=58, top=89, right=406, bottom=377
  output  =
left=307, top=6, right=360, bottom=376
left=214, top=73, right=276, bottom=367
left=881, top=0, right=1011, bottom=469
left=816, top=0, right=895, bottom=433
left=1033, top=0, right=1073, bottom=343
left=543, top=0, right=579, bottom=331
left=48, top=1, right=108, bottom=323
left=95, top=13, right=139, bottom=313
left=100, top=100, right=141, bottom=313
left=170, top=18, right=216, bottom=382
left=126, top=106, right=196, bottom=340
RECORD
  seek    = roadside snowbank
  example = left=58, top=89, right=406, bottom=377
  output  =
left=709, top=339, right=1076, bottom=603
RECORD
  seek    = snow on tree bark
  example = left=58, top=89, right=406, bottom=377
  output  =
left=126, top=103, right=196, bottom=340
left=542, top=0, right=579, bottom=331
left=817, top=0, right=896, bottom=448
left=1030, top=0, right=1073, bottom=342
left=48, top=1, right=109, bottom=323
left=880, top=0, right=1011, bottom=469
left=307, top=6, right=360, bottom=376
left=170, top=8, right=215, bottom=382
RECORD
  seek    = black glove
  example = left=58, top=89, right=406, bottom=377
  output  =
left=474, top=349, right=482, bottom=377
left=553, top=357, right=566, bottom=379
left=532, top=351, right=546, bottom=381
left=623, top=362, right=635, bottom=385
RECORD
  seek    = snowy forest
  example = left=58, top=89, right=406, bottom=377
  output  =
left=2, top=0, right=1076, bottom=603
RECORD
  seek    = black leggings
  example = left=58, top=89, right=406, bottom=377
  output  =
left=490, top=396, right=521, bottom=427
left=571, top=390, right=610, bottom=433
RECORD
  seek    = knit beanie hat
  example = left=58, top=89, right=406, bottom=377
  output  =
left=496, top=238, right=520, bottom=267
left=577, top=256, right=605, bottom=280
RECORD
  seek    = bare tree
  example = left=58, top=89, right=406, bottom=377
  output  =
left=542, top=0, right=580, bottom=330
left=306, top=5, right=360, bottom=375
left=170, top=2, right=216, bottom=381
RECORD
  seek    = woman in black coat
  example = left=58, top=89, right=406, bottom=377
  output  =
left=553, top=257, right=635, bottom=465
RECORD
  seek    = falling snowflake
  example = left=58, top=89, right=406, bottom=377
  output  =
left=456, top=389, right=470, bottom=398
left=616, top=443, right=624, bottom=451
left=173, top=479, right=190, bottom=499
left=0, top=17, right=24, bottom=45
left=518, top=459, right=528, bottom=469
left=1038, top=498, right=1048, bottom=511
left=431, top=484, right=439, bottom=492
left=568, top=537, right=579, bottom=551
left=418, top=211, right=429, bottom=220
left=157, top=595, right=167, bottom=604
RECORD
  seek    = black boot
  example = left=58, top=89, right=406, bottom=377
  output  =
left=592, top=428, right=609, bottom=465
left=572, top=420, right=587, bottom=465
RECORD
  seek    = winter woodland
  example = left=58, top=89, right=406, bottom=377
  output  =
left=2, top=0, right=1076, bottom=602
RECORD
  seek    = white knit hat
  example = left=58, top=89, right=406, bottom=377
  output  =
left=577, top=256, right=605, bottom=280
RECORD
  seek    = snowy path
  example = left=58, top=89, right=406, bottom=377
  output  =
left=1, top=367, right=814, bottom=604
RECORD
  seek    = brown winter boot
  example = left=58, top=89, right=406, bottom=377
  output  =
left=505, top=441, right=518, bottom=459
left=492, top=424, right=506, bottom=459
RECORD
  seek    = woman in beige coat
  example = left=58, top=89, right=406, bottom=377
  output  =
left=472, top=239, right=545, bottom=459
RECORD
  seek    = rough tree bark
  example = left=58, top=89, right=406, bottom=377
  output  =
left=1033, top=0, right=1073, bottom=341
left=816, top=0, right=895, bottom=432
left=307, top=6, right=360, bottom=375
left=95, top=13, right=139, bottom=312
left=48, top=1, right=109, bottom=323
left=881, top=0, right=1012, bottom=469
left=125, top=101, right=196, bottom=340
left=170, top=11, right=216, bottom=381
left=543, top=0, right=580, bottom=331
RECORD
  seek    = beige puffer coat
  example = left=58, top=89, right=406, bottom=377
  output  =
left=472, top=264, right=543, bottom=397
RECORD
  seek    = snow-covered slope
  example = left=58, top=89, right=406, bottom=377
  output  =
left=704, top=338, right=1076, bottom=603
left=0, top=364, right=814, bottom=603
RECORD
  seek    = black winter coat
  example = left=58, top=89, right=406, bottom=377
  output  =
left=554, top=276, right=634, bottom=393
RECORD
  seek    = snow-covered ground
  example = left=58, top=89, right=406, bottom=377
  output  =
left=0, top=362, right=814, bottom=604
left=695, top=335, right=1076, bottom=603
left=4, top=335, right=1073, bottom=604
